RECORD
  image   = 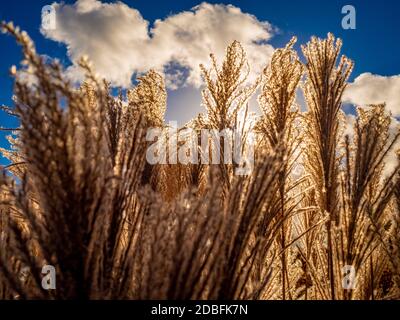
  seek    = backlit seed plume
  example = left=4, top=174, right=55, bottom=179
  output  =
left=200, top=41, right=259, bottom=195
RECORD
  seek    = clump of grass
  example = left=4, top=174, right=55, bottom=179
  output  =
left=1, top=22, right=400, bottom=300
left=301, top=33, right=354, bottom=299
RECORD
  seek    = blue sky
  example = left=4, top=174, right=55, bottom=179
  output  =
left=0, top=0, right=400, bottom=164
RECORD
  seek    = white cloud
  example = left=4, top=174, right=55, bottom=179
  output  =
left=150, top=2, right=274, bottom=87
left=42, top=0, right=275, bottom=88
left=343, top=73, right=400, bottom=116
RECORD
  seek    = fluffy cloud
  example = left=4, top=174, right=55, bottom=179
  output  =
left=42, top=0, right=275, bottom=88
left=343, top=73, right=400, bottom=116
